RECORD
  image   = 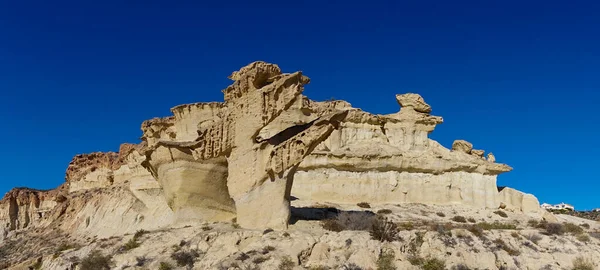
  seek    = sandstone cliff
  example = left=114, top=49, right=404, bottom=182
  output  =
left=0, top=62, right=575, bottom=270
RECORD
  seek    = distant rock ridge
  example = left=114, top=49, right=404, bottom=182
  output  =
left=1, top=61, right=543, bottom=236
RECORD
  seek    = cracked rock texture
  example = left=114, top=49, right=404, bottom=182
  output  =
left=0, top=61, right=569, bottom=269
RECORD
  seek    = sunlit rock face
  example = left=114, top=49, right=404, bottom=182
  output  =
left=0, top=61, right=541, bottom=238
left=292, top=93, right=516, bottom=209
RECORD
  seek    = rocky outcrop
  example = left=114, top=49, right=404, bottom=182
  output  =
left=452, top=140, right=473, bottom=154
left=497, top=187, right=542, bottom=213
left=0, top=61, right=541, bottom=238
left=142, top=62, right=347, bottom=229
left=292, top=94, right=515, bottom=209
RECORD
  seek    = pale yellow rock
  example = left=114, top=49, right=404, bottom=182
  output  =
left=144, top=144, right=235, bottom=223
left=395, top=93, right=432, bottom=113
left=487, top=152, right=496, bottom=163
left=452, top=140, right=473, bottom=154
left=497, top=187, right=542, bottom=213
left=471, top=149, right=485, bottom=158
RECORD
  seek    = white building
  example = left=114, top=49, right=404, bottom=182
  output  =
left=541, top=202, right=575, bottom=211
left=592, top=208, right=600, bottom=212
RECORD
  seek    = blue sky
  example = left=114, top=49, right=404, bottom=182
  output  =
left=1, top=1, right=598, bottom=209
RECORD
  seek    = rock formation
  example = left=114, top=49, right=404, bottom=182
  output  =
left=141, top=62, right=348, bottom=229
left=1, top=61, right=541, bottom=236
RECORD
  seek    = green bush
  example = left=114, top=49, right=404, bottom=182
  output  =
left=493, top=210, right=508, bottom=218
left=357, top=202, right=371, bottom=208
left=171, top=250, right=201, bottom=267
left=476, top=221, right=517, bottom=230
left=451, top=216, right=467, bottom=223
left=527, top=219, right=540, bottom=227
left=133, top=229, right=148, bottom=240
left=436, top=212, right=446, bottom=217
left=563, top=223, right=584, bottom=235
left=422, top=258, right=446, bottom=270
left=158, top=262, right=173, bottom=270
left=376, top=250, right=396, bottom=270
left=493, top=238, right=521, bottom=256
left=322, top=211, right=376, bottom=232
left=80, top=250, right=112, bottom=270
left=545, top=223, right=564, bottom=235
left=576, top=234, right=590, bottom=243
left=377, top=209, right=393, bottom=215
left=122, top=238, right=141, bottom=251
left=278, top=256, right=295, bottom=270
left=370, top=217, right=400, bottom=242
left=572, top=256, right=595, bottom=270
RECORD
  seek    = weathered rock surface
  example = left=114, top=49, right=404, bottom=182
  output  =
left=0, top=60, right=593, bottom=270
left=452, top=139, right=473, bottom=154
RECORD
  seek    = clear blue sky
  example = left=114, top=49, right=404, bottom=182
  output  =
left=1, top=1, right=598, bottom=210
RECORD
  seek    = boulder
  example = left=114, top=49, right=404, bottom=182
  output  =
left=395, top=93, right=432, bottom=113
left=452, top=140, right=473, bottom=154
left=471, top=149, right=485, bottom=158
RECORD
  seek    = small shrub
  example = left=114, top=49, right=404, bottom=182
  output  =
left=31, top=259, right=42, bottom=270
left=236, top=252, right=250, bottom=261
left=357, top=202, right=371, bottom=208
left=56, top=243, right=79, bottom=253
left=452, top=264, right=472, bottom=270
left=278, top=256, right=295, bottom=270
left=511, top=231, right=521, bottom=239
left=282, top=232, right=290, bottom=237
left=467, top=217, right=476, bottom=223
left=370, top=217, right=400, bottom=242
left=493, top=238, right=521, bottom=256
left=563, top=223, right=584, bottom=235
left=525, top=232, right=542, bottom=244
left=436, top=212, right=446, bottom=217
left=202, top=226, right=212, bottom=231
left=135, top=256, right=147, bottom=267
left=572, top=256, right=595, bottom=270
left=431, top=223, right=454, bottom=237
left=545, top=223, right=564, bottom=235
left=476, top=221, right=517, bottom=230
left=467, top=225, right=484, bottom=239
left=398, top=222, right=415, bottom=231
left=322, top=211, right=376, bottom=232
left=493, top=210, right=508, bottom=218
left=133, top=229, right=148, bottom=240
left=576, top=234, right=590, bottom=243
left=527, top=219, right=540, bottom=227
left=342, top=263, right=364, bottom=270
left=377, top=209, right=393, bottom=215
left=232, top=223, right=241, bottom=229
left=422, top=257, right=446, bottom=270
left=159, top=262, right=173, bottom=270
left=376, top=249, right=396, bottom=270
left=408, top=255, right=424, bottom=265
left=580, top=223, right=590, bottom=229
left=80, top=250, right=112, bottom=270
left=253, top=256, right=269, bottom=264
left=171, top=250, right=201, bottom=267
left=263, top=228, right=274, bottom=234
left=451, top=216, right=467, bottom=223
left=261, top=246, right=276, bottom=254
left=346, top=238, right=353, bottom=246
left=122, top=238, right=141, bottom=251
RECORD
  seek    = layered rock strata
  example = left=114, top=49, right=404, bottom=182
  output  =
left=0, top=61, right=541, bottom=236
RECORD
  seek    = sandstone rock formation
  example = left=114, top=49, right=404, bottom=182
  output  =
left=141, top=62, right=348, bottom=229
left=1, top=61, right=540, bottom=237
left=1, top=61, right=579, bottom=270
